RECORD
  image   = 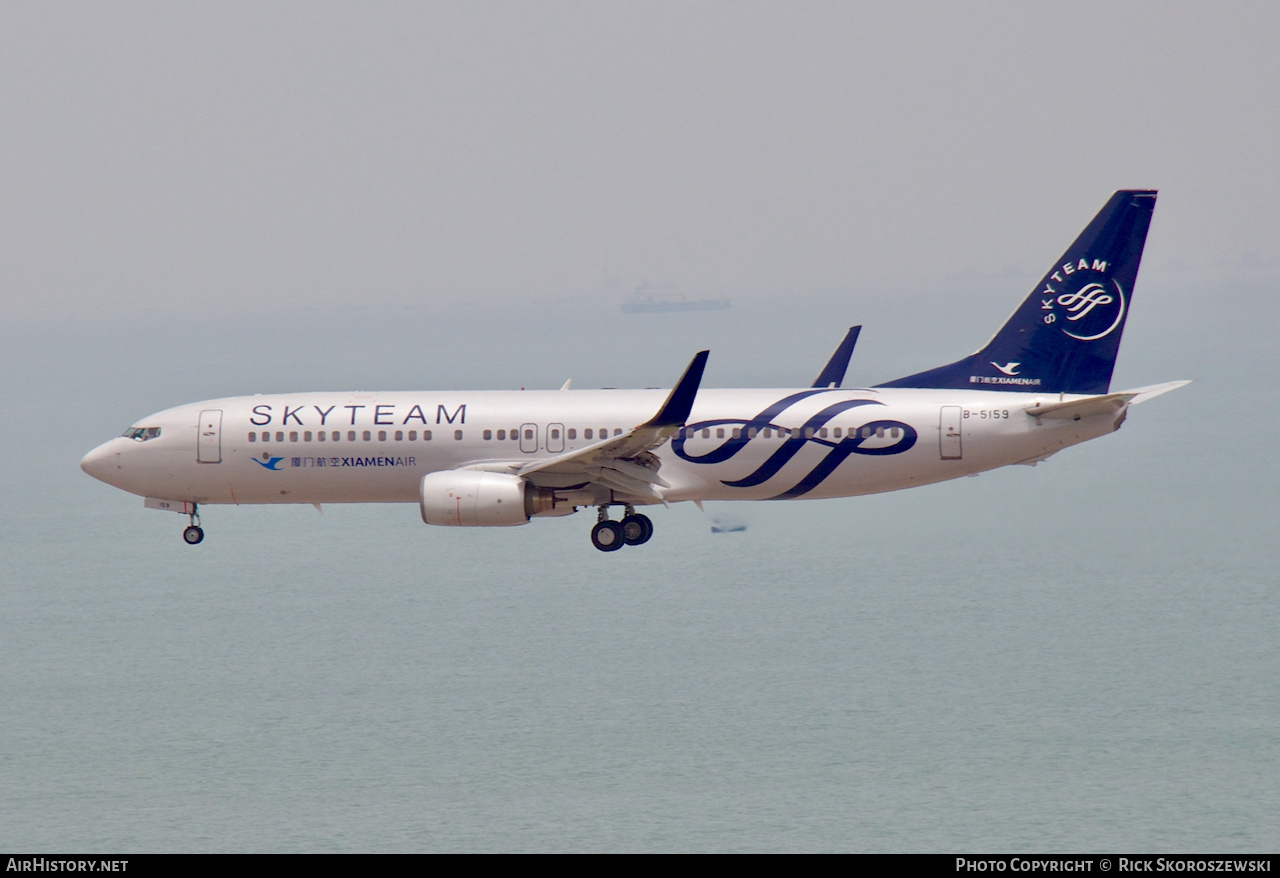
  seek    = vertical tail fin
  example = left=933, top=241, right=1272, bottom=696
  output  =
left=877, top=190, right=1157, bottom=395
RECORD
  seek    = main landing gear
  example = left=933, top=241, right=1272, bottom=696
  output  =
left=182, top=504, right=204, bottom=545
left=590, top=505, right=653, bottom=553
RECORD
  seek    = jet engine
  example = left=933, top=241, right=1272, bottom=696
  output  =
left=420, top=470, right=594, bottom=527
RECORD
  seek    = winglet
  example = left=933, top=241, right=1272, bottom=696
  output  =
left=812, top=326, right=861, bottom=388
left=643, top=350, right=709, bottom=428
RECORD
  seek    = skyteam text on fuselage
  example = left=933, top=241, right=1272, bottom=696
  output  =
left=81, top=191, right=1188, bottom=551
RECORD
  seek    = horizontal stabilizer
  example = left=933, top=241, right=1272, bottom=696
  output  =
left=1122, top=379, right=1192, bottom=405
left=1026, top=380, right=1190, bottom=420
left=1024, top=393, right=1134, bottom=420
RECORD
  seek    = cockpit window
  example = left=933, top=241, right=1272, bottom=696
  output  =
left=122, top=427, right=162, bottom=441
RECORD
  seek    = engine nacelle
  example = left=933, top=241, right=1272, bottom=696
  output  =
left=420, top=470, right=599, bottom=527
left=420, top=470, right=533, bottom=527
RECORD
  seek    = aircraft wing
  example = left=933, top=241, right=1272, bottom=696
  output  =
left=513, top=350, right=709, bottom=501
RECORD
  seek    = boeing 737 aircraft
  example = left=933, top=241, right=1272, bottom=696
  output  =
left=82, top=190, right=1187, bottom=551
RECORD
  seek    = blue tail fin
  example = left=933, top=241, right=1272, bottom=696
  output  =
left=877, top=190, right=1157, bottom=395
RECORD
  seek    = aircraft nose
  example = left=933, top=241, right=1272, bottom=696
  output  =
left=80, top=441, right=120, bottom=484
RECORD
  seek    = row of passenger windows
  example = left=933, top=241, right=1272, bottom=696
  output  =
left=678, top=425, right=901, bottom=440
left=246, top=427, right=628, bottom=443
left=246, top=425, right=899, bottom=443
left=251, top=430, right=447, bottom=442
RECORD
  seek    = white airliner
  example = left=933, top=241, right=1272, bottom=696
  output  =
left=82, top=191, right=1187, bottom=551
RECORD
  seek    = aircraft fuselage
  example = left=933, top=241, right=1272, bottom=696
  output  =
left=81, top=386, right=1116, bottom=507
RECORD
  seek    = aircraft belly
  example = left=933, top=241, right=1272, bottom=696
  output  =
left=224, top=454, right=425, bottom=504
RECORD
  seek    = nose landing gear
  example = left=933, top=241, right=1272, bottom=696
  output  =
left=182, top=504, right=204, bottom=545
left=590, top=505, right=654, bottom=552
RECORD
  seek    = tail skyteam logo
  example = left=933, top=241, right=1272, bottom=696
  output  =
left=1041, top=258, right=1126, bottom=342
left=672, top=390, right=917, bottom=499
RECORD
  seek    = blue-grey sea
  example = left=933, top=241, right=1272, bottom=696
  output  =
left=3, top=279, right=1277, bottom=852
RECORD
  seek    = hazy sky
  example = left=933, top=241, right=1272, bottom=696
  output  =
left=2, top=1, right=1277, bottom=331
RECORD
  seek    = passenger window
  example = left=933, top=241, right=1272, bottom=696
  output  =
left=454, top=430, right=463, bottom=440
left=290, top=432, right=299, bottom=442
left=834, top=427, right=842, bottom=438
left=276, top=432, right=284, bottom=442
left=876, top=427, right=885, bottom=438
left=348, top=431, right=356, bottom=441
left=395, top=430, right=403, bottom=441
left=551, top=428, right=560, bottom=439
left=362, top=431, right=371, bottom=441
left=762, top=428, right=772, bottom=438
left=496, top=429, right=505, bottom=440
left=304, top=431, right=312, bottom=441
left=584, top=428, right=593, bottom=440
left=818, top=428, right=828, bottom=438
left=317, top=431, right=325, bottom=442
left=613, top=428, right=621, bottom=436
left=701, top=429, right=710, bottom=439
left=567, top=428, right=576, bottom=440
left=483, top=429, right=493, bottom=440
left=716, top=428, right=725, bottom=439
left=732, top=427, right=741, bottom=439
left=524, top=429, right=533, bottom=440
left=424, top=430, right=433, bottom=440
left=408, top=430, right=417, bottom=441
left=248, top=432, right=257, bottom=442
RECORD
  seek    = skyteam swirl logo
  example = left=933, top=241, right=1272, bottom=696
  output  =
left=1040, top=259, right=1127, bottom=343
left=672, top=390, right=917, bottom=499
left=1057, top=281, right=1126, bottom=341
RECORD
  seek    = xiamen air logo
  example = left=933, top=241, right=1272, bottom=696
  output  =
left=1040, top=257, right=1127, bottom=342
left=253, top=455, right=285, bottom=471
left=992, top=362, right=1022, bottom=376
left=672, top=390, right=917, bottom=499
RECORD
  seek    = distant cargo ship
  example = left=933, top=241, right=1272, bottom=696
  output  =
left=621, top=282, right=731, bottom=314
